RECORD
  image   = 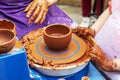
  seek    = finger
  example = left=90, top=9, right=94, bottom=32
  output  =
left=26, top=2, right=37, bottom=18
left=90, top=53, right=97, bottom=58
left=24, top=2, right=32, bottom=12
left=34, top=9, right=44, bottom=24
left=28, top=4, right=40, bottom=24
left=40, top=11, right=47, bottom=24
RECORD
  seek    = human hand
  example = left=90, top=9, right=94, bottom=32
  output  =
left=89, top=41, right=115, bottom=71
left=72, top=27, right=96, bottom=38
left=24, top=0, right=48, bottom=24
left=89, top=44, right=106, bottom=63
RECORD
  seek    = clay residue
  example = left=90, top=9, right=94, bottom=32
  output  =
left=20, top=27, right=115, bottom=71
left=20, top=28, right=90, bottom=69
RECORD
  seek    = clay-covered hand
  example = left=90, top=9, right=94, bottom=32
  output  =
left=89, top=44, right=107, bottom=66
left=24, top=0, right=48, bottom=24
left=72, top=26, right=96, bottom=38
left=90, top=43, right=120, bottom=71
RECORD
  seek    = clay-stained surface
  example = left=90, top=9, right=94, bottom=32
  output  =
left=20, top=28, right=91, bottom=69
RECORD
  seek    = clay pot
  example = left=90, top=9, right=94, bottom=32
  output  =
left=0, top=29, right=16, bottom=53
left=0, top=19, right=16, bottom=34
left=43, top=24, right=72, bottom=50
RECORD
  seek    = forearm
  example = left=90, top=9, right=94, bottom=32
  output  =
left=47, top=0, right=59, bottom=6
left=91, top=8, right=111, bottom=34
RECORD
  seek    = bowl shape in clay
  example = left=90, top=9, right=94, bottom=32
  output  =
left=43, top=24, right=72, bottom=50
left=0, top=29, right=16, bottom=53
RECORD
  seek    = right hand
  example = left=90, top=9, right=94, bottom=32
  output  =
left=72, top=26, right=96, bottom=38
left=24, top=0, right=49, bottom=24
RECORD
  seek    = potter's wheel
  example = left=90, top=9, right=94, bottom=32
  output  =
left=21, top=28, right=90, bottom=76
left=31, top=33, right=86, bottom=64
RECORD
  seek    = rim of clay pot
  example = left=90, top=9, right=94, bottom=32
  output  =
left=0, top=29, right=16, bottom=46
left=44, top=24, right=72, bottom=39
left=0, top=19, right=16, bottom=33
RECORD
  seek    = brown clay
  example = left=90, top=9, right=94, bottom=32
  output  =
left=0, top=19, right=16, bottom=34
left=0, top=29, right=16, bottom=53
left=20, top=28, right=90, bottom=69
left=43, top=24, right=72, bottom=50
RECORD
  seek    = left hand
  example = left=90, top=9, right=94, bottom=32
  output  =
left=72, top=26, right=96, bottom=38
left=24, top=0, right=48, bottom=24
left=89, top=43, right=114, bottom=71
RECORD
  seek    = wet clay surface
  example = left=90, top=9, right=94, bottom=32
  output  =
left=43, top=24, right=72, bottom=50
left=0, top=31, right=12, bottom=44
left=20, top=27, right=117, bottom=73
left=20, top=28, right=91, bottom=69
left=0, top=19, right=16, bottom=33
left=0, top=30, right=15, bottom=53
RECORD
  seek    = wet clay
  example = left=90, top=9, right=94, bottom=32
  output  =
left=0, top=30, right=15, bottom=53
left=20, top=28, right=90, bottom=69
left=0, top=32, right=11, bottom=44
left=50, top=33, right=64, bottom=38
left=0, top=19, right=16, bottom=34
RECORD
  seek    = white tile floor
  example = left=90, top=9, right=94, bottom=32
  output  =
left=58, top=5, right=82, bottom=24
left=57, top=5, right=97, bottom=27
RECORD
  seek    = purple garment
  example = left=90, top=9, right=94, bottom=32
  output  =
left=0, top=0, right=73, bottom=39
